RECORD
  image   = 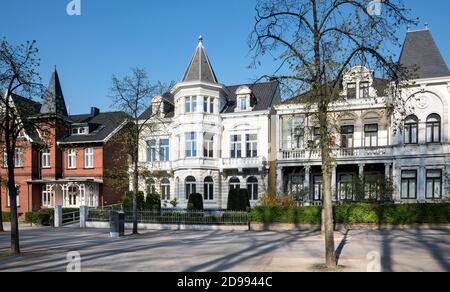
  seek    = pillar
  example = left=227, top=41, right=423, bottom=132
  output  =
left=277, top=167, right=284, bottom=194
left=54, top=205, right=63, bottom=228
left=358, top=163, right=365, bottom=177
left=332, top=165, right=337, bottom=201
left=80, top=205, right=88, bottom=228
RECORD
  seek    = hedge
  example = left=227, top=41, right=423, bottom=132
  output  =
left=228, top=189, right=250, bottom=211
left=2, top=212, right=11, bottom=222
left=25, top=209, right=54, bottom=226
left=251, top=203, right=450, bottom=225
left=187, top=193, right=204, bottom=211
left=122, top=191, right=145, bottom=211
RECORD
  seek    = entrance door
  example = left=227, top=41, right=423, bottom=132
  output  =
left=313, top=176, right=323, bottom=201
left=66, top=185, right=79, bottom=208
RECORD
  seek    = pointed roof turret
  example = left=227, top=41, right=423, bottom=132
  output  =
left=182, top=36, right=219, bottom=84
left=40, top=66, right=69, bottom=117
left=399, top=29, right=450, bottom=79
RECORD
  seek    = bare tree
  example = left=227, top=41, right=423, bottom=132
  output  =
left=109, top=68, right=172, bottom=234
left=250, top=0, right=416, bottom=268
left=0, top=39, right=43, bottom=254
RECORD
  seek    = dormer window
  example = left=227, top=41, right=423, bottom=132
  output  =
left=360, top=82, right=370, bottom=98
left=72, top=127, right=88, bottom=135
left=347, top=83, right=357, bottom=99
left=239, top=97, right=248, bottom=111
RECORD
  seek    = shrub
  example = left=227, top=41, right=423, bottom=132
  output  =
left=227, top=189, right=250, bottom=211
left=187, top=193, right=204, bottom=211
left=251, top=206, right=321, bottom=224
left=145, top=192, right=161, bottom=210
left=25, top=209, right=54, bottom=226
left=122, top=191, right=145, bottom=211
left=62, top=208, right=80, bottom=214
left=260, top=194, right=298, bottom=208
left=2, top=212, right=11, bottom=222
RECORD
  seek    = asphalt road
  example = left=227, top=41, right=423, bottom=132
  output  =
left=0, top=225, right=449, bottom=272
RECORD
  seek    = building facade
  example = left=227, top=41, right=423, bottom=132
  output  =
left=138, top=37, right=280, bottom=209
left=1, top=69, right=130, bottom=213
left=275, top=29, right=450, bottom=204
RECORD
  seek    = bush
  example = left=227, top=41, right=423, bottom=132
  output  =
left=187, top=193, right=204, bottom=211
left=25, top=209, right=54, bottom=226
left=122, top=191, right=145, bottom=211
left=145, top=192, right=161, bottom=210
left=62, top=208, right=79, bottom=214
left=250, top=203, right=450, bottom=225
left=227, top=189, right=251, bottom=211
left=2, top=212, right=11, bottom=222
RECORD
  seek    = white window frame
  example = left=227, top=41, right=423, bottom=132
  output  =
left=247, top=177, right=259, bottom=201
left=246, top=134, right=258, bottom=158
left=42, top=148, right=51, bottom=168
left=84, top=148, right=94, bottom=169
left=147, top=139, right=157, bottom=162
left=68, top=149, right=77, bottom=169
left=203, top=133, right=214, bottom=158
left=185, top=132, right=197, bottom=158
left=230, top=135, right=242, bottom=158
left=204, top=177, right=214, bottom=201
left=161, top=178, right=171, bottom=201
left=15, top=148, right=24, bottom=168
left=160, top=139, right=170, bottom=161
left=7, top=186, right=20, bottom=208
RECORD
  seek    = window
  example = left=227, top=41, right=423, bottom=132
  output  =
left=7, top=185, right=20, bottom=208
left=246, top=134, right=258, bottom=158
left=72, top=127, right=88, bottom=135
left=42, top=148, right=51, bottom=168
left=404, top=116, right=418, bottom=144
left=161, top=178, right=170, bottom=201
left=42, top=185, right=53, bottom=208
left=230, top=135, right=242, bottom=158
left=339, top=174, right=354, bottom=201
left=209, top=98, right=214, bottom=113
left=84, top=148, right=94, bottom=169
left=247, top=177, right=259, bottom=201
left=364, top=124, right=378, bottom=147
left=15, top=148, right=24, bottom=167
left=185, top=132, right=197, bottom=157
left=147, top=179, right=156, bottom=195
left=347, top=82, right=357, bottom=99
left=160, top=139, right=170, bottom=161
left=186, top=96, right=197, bottom=113
left=147, top=139, right=157, bottom=162
left=360, top=82, right=370, bottom=98
left=313, top=176, right=323, bottom=201
left=68, top=149, right=77, bottom=169
left=185, top=176, right=196, bottom=199
left=229, top=177, right=240, bottom=192
left=426, top=170, right=442, bottom=199
left=239, top=97, right=248, bottom=111
left=203, top=97, right=214, bottom=113
left=341, top=125, right=354, bottom=148
left=185, top=96, right=191, bottom=113
left=203, top=133, right=214, bottom=158
left=204, top=177, right=214, bottom=201
left=313, top=127, right=321, bottom=144
left=401, top=170, right=417, bottom=199
left=426, top=114, right=441, bottom=143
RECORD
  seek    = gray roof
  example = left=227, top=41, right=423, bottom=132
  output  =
left=59, top=111, right=130, bottom=144
left=223, top=82, right=279, bottom=113
left=11, top=94, right=43, bottom=143
left=399, top=29, right=450, bottom=79
left=138, top=92, right=175, bottom=120
left=182, top=37, right=218, bottom=84
left=40, top=68, right=69, bottom=117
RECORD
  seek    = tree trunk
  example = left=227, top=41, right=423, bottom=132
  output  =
left=5, top=145, right=20, bottom=254
left=0, top=180, right=4, bottom=232
left=132, top=132, right=139, bottom=235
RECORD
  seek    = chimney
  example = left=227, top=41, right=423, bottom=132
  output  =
left=90, top=107, right=100, bottom=117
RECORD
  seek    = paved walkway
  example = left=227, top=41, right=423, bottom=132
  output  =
left=0, top=226, right=449, bottom=272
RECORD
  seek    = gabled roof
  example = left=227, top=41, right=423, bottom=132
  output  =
left=399, top=29, right=450, bottom=79
left=182, top=36, right=218, bottom=84
left=59, top=111, right=130, bottom=144
left=138, top=92, right=175, bottom=120
left=10, top=94, right=43, bottom=143
left=40, top=68, right=69, bottom=117
left=223, top=82, right=279, bottom=113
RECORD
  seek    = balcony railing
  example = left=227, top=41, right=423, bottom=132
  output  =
left=221, top=156, right=264, bottom=169
left=139, top=161, right=172, bottom=170
left=280, top=146, right=392, bottom=161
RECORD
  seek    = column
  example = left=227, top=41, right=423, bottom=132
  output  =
left=358, top=163, right=365, bottom=177
left=384, top=163, right=392, bottom=201
left=384, top=163, right=391, bottom=179
left=418, top=166, right=426, bottom=202
left=54, top=205, right=63, bottom=228
left=332, top=165, right=337, bottom=201
left=277, top=167, right=284, bottom=194
left=198, top=131, right=203, bottom=158
left=304, top=165, right=311, bottom=202
left=80, top=205, right=88, bottom=228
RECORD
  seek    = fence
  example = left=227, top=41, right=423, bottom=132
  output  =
left=62, top=210, right=80, bottom=225
left=87, top=209, right=249, bottom=226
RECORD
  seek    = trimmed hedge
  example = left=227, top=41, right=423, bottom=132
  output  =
left=251, top=203, right=450, bottom=225
left=187, top=193, right=204, bottom=211
left=2, top=212, right=11, bottom=222
left=227, top=189, right=250, bottom=211
left=145, top=192, right=161, bottom=210
left=25, top=209, right=54, bottom=226
left=122, top=191, right=145, bottom=211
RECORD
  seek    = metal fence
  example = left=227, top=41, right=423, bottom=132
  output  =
left=87, top=209, right=249, bottom=226
left=62, top=211, right=80, bottom=224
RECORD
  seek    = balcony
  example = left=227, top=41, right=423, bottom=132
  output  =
left=279, top=146, right=393, bottom=162
left=221, top=156, right=266, bottom=170
left=139, top=161, right=172, bottom=171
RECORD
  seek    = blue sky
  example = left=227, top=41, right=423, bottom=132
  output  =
left=1, top=0, right=450, bottom=114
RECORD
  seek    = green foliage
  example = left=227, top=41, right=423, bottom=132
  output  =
left=2, top=212, right=11, bottom=222
left=25, top=209, right=54, bottom=226
left=170, top=198, right=178, bottom=208
left=227, top=189, right=251, bottom=211
left=62, top=208, right=80, bottom=214
left=187, top=193, right=204, bottom=211
left=144, top=192, right=161, bottom=210
left=122, top=191, right=145, bottom=211
left=251, top=203, right=450, bottom=225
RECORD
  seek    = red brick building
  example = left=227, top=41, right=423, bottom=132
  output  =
left=1, top=69, right=130, bottom=213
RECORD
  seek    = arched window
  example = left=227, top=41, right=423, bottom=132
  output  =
left=147, top=179, right=156, bottom=195
left=404, top=115, right=418, bottom=144
left=426, top=114, right=441, bottom=143
left=204, top=177, right=214, bottom=201
left=185, top=176, right=196, bottom=199
left=161, top=178, right=170, bottom=201
left=229, top=177, right=240, bottom=192
left=247, top=177, right=259, bottom=201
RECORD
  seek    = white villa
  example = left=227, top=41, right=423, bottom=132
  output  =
left=138, top=29, right=450, bottom=208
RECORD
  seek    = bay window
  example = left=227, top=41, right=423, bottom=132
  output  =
left=185, top=132, right=197, bottom=157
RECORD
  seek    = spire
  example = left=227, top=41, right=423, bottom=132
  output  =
left=182, top=36, right=218, bottom=84
left=40, top=67, right=68, bottom=117
left=399, top=29, right=449, bottom=79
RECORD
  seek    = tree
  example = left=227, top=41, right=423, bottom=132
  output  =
left=109, top=68, right=172, bottom=234
left=0, top=39, right=43, bottom=254
left=250, top=0, right=415, bottom=268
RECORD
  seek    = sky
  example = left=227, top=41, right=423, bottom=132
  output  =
left=1, top=0, right=450, bottom=115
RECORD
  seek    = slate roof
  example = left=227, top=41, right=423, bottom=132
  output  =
left=59, top=111, right=130, bottom=144
left=223, top=82, right=280, bottom=113
left=182, top=37, right=219, bottom=84
left=399, top=29, right=450, bottom=79
left=10, top=94, right=43, bottom=143
left=39, top=68, right=69, bottom=117
left=138, top=92, right=175, bottom=120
